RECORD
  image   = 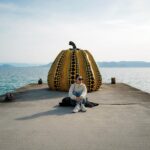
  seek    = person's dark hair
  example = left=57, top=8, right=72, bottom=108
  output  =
left=76, top=74, right=80, bottom=80
left=76, top=74, right=83, bottom=80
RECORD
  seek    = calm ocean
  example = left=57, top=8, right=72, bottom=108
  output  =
left=0, top=67, right=150, bottom=95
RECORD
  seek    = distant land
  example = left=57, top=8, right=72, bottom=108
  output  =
left=97, top=61, right=150, bottom=67
left=0, top=63, right=45, bottom=68
left=0, top=64, right=14, bottom=68
left=0, top=61, right=150, bottom=68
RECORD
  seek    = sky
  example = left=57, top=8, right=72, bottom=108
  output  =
left=0, top=0, right=150, bottom=63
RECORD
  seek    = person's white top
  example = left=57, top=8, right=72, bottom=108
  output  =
left=68, top=83, right=87, bottom=100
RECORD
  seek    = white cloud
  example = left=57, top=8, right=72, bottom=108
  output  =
left=0, top=0, right=150, bottom=63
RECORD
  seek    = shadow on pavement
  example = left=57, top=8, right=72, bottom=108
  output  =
left=16, top=106, right=73, bottom=120
left=14, top=88, right=68, bottom=102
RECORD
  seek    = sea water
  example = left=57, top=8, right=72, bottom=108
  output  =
left=0, top=67, right=150, bottom=95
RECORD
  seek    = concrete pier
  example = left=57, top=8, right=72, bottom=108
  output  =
left=0, top=83, right=150, bottom=150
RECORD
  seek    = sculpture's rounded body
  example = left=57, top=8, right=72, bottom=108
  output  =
left=47, top=49, right=102, bottom=92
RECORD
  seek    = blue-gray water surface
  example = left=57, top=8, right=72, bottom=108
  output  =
left=0, top=67, right=150, bottom=95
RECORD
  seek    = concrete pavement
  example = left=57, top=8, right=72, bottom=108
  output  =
left=0, top=83, right=150, bottom=150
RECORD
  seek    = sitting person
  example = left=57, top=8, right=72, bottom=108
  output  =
left=69, top=75, right=87, bottom=113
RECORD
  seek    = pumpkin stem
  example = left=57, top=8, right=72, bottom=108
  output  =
left=69, top=41, right=78, bottom=50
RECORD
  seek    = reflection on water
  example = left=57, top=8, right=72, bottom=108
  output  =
left=0, top=67, right=150, bottom=95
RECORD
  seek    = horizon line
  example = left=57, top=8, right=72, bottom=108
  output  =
left=0, top=60, right=150, bottom=64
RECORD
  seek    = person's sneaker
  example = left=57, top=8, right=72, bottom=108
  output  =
left=81, top=104, right=87, bottom=112
left=72, top=104, right=81, bottom=113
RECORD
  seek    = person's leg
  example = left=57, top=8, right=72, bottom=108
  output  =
left=72, top=92, right=87, bottom=113
left=72, top=92, right=81, bottom=113
left=72, top=99, right=87, bottom=113
left=80, top=98, right=87, bottom=112
left=72, top=101, right=81, bottom=113
left=72, top=98, right=83, bottom=113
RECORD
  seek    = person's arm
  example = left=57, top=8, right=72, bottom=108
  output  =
left=68, top=84, right=76, bottom=100
left=80, top=84, right=87, bottom=99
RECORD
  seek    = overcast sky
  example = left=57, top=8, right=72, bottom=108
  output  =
left=0, top=0, right=150, bottom=63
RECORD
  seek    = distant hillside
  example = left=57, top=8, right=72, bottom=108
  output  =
left=40, top=63, right=52, bottom=67
left=0, top=64, right=14, bottom=68
left=0, top=63, right=46, bottom=67
left=97, top=61, right=150, bottom=67
left=45, top=61, right=150, bottom=68
left=0, top=61, right=150, bottom=68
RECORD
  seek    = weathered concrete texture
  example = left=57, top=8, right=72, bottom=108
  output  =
left=0, top=83, right=150, bottom=150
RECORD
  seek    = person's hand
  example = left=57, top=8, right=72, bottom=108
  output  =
left=76, top=97, right=81, bottom=101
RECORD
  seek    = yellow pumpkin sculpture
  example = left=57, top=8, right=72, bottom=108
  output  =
left=47, top=41, right=102, bottom=92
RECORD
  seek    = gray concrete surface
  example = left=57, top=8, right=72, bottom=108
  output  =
left=0, top=83, right=150, bottom=150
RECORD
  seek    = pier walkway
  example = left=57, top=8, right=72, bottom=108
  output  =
left=0, top=83, right=150, bottom=150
